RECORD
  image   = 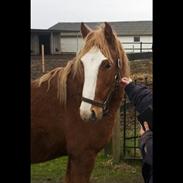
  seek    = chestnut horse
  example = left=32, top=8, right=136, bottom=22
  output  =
left=31, top=22, right=130, bottom=183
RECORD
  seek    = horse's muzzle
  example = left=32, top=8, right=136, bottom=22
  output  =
left=91, top=106, right=103, bottom=121
left=80, top=105, right=103, bottom=122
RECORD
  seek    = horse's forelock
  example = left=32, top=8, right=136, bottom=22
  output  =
left=75, top=26, right=114, bottom=66
left=74, top=23, right=130, bottom=82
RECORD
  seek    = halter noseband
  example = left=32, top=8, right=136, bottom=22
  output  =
left=81, top=58, right=122, bottom=115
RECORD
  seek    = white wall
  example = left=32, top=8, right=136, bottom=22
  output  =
left=60, top=36, right=84, bottom=53
left=139, top=36, right=152, bottom=52
left=119, top=36, right=134, bottom=53
left=140, top=36, right=152, bottom=42
left=60, top=35, right=152, bottom=53
left=119, top=36, right=152, bottom=53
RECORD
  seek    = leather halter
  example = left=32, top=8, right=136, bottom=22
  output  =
left=81, top=59, right=122, bottom=115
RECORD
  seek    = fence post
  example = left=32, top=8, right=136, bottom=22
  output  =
left=104, top=138, right=112, bottom=157
left=140, top=42, right=143, bottom=53
left=41, top=44, right=45, bottom=73
left=112, top=108, right=121, bottom=163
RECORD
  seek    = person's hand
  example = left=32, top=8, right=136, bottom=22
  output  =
left=120, top=77, right=132, bottom=88
left=140, top=121, right=150, bottom=136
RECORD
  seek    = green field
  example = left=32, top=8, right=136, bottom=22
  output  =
left=31, top=152, right=144, bottom=183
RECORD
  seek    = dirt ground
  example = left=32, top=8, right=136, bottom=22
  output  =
left=31, top=55, right=152, bottom=80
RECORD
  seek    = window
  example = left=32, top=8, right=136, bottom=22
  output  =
left=134, top=36, right=140, bottom=42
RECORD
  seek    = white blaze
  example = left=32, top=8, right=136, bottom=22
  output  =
left=80, top=47, right=107, bottom=120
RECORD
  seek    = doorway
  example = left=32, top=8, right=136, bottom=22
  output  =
left=39, top=33, right=50, bottom=55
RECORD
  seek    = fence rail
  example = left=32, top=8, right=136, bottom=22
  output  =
left=122, top=42, right=152, bottom=53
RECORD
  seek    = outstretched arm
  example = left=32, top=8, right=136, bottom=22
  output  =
left=120, top=77, right=152, bottom=114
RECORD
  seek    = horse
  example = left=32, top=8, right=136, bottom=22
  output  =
left=31, top=22, right=130, bottom=183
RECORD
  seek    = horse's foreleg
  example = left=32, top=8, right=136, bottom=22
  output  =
left=64, top=152, right=97, bottom=183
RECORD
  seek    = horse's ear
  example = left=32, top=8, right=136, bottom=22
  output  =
left=104, top=22, right=115, bottom=46
left=80, top=23, right=92, bottom=38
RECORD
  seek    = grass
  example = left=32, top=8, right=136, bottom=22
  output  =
left=31, top=156, right=67, bottom=183
left=31, top=152, right=144, bottom=183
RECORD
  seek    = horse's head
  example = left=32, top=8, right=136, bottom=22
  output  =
left=78, top=22, right=129, bottom=121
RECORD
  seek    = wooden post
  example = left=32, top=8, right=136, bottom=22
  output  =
left=112, top=108, right=121, bottom=163
left=41, top=44, right=45, bottom=73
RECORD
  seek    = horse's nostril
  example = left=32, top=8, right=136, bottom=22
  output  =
left=91, top=110, right=97, bottom=121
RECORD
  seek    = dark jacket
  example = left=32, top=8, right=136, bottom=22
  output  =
left=140, top=130, right=153, bottom=183
left=124, top=82, right=153, bottom=183
left=125, top=82, right=153, bottom=131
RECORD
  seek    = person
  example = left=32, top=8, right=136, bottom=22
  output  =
left=120, top=77, right=153, bottom=183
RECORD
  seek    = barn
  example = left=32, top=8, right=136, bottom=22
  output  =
left=31, top=21, right=152, bottom=55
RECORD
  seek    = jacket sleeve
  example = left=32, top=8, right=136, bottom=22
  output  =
left=125, top=82, right=152, bottom=114
left=140, top=130, right=153, bottom=166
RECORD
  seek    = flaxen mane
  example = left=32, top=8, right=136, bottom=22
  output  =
left=33, top=24, right=129, bottom=106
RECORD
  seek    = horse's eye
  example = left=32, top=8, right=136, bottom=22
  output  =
left=105, top=63, right=111, bottom=69
left=102, top=61, right=111, bottom=69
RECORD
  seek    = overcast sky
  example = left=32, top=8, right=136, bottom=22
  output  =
left=31, top=0, right=152, bottom=29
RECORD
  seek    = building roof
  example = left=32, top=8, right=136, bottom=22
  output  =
left=31, top=29, right=76, bottom=33
left=49, top=21, right=152, bottom=36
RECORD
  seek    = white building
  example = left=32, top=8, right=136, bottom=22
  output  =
left=31, top=21, right=152, bottom=55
